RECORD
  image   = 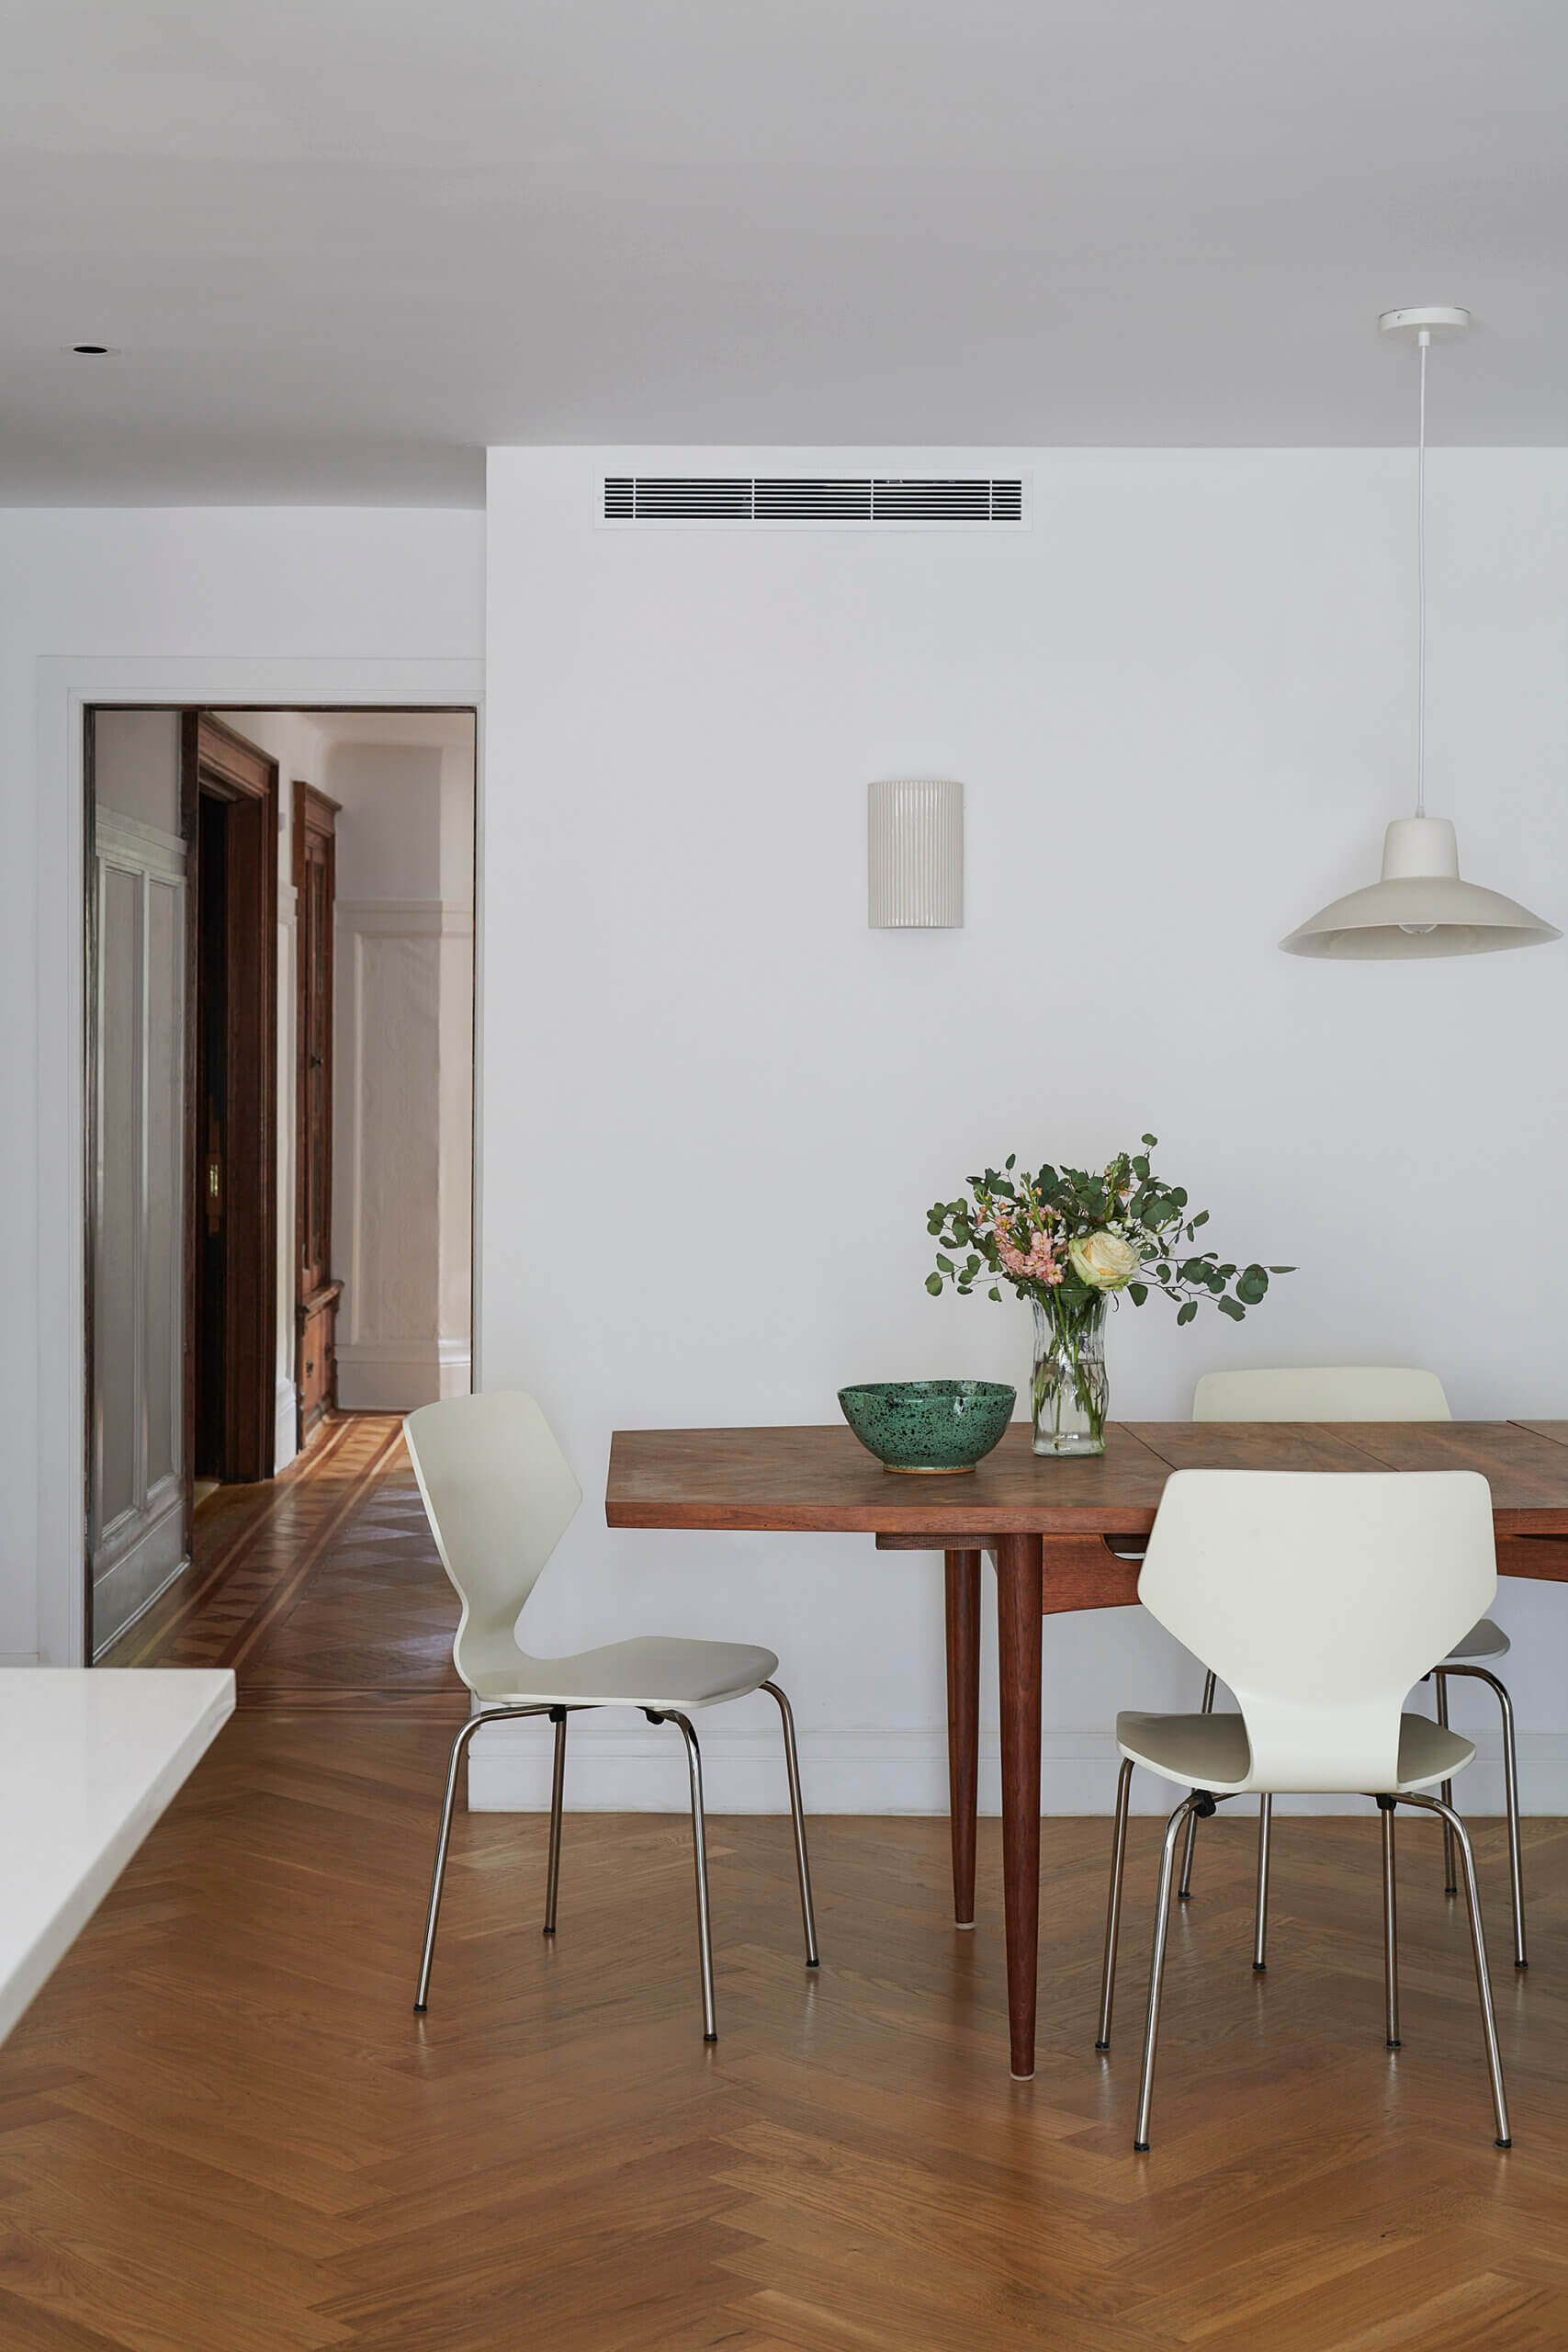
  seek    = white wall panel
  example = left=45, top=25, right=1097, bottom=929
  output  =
left=88, top=810, right=186, bottom=1654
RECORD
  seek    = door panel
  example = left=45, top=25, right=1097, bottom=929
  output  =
left=88, top=809, right=187, bottom=1653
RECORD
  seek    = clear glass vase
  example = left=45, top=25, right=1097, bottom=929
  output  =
left=1031, top=1293, right=1109, bottom=1456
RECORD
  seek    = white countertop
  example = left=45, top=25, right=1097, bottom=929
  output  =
left=0, top=1668, right=235, bottom=2045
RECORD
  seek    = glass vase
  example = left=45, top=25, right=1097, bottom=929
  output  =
left=1031, top=1293, right=1109, bottom=1457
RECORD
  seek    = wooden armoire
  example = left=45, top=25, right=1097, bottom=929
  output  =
left=294, top=783, right=343, bottom=1449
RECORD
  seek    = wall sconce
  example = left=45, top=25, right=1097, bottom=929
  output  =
left=867, top=778, right=964, bottom=928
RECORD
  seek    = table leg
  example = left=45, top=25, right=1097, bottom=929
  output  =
left=995, top=1532, right=1043, bottom=2078
left=943, top=1550, right=981, bottom=1927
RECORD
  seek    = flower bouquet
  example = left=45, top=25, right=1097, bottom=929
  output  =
left=926, top=1136, right=1291, bottom=1455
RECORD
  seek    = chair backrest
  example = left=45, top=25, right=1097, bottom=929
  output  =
left=403, top=1392, right=582, bottom=1692
left=1192, top=1366, right=1451, bottom=1423
left=1138, top=1469, right=1495, bottom=1791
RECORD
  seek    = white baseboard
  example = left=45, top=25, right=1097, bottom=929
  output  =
left=92, top=1550, right=190, bottom=1661
left=336, top=1340, right=470, bottom=1412
left=467, top=1722, right=1568, bottom=1818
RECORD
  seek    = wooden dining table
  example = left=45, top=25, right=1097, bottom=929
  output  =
left=605, top=1417, right=1568, bottom=2078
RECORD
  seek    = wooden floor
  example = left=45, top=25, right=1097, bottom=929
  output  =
left=102, top=1413, right=468, bottom=1720
left=19, top=1430, right=1568, bottom=2347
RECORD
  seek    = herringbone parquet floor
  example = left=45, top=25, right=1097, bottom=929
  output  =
left=24, top=1425, right=1568, bottom=2349
left=101, top=1412, right=468, bottom=1720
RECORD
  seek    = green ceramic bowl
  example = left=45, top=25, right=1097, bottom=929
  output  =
left=837, top=1379, right=1017, bottom=1474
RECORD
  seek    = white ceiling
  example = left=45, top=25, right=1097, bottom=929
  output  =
left=4, top=1, right=1565, bottom=504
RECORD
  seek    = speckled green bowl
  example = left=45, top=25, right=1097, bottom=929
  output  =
left=837, top=1380, right=1017, bottom=1474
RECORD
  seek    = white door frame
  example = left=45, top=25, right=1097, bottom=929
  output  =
left=37, top=653, right=485, bottom=1668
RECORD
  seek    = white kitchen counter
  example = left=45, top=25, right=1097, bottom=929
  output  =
left=0, top=1667, right=234, bottom=2045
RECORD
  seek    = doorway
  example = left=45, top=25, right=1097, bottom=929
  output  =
left=85, top=703, right=477, bottom=1689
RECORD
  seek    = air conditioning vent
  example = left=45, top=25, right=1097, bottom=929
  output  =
left=603, top=475, right=1025, bottom=525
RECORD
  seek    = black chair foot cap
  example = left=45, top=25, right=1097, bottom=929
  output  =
left=1516, top=1960, right=1529, bottom=1971
left=1094, top=2040, right=1110, bottom=2052
left=412, top=2003, right=427, bottom=2014
left=1386, top=2039, right=1401, bottom=2050
left=1176, top=1890, right=1192, bottom=1902
left=703, top=2032, right=718, bottom=2043
left=542, top=1926, right=556, bottom=1937
left=807, top=1958, right=820, bottom=1968
left=1252, top=1962, right=1267, bottom=1973
left=1445, top=1884, right=1458, bottom=1897
left=1496, top=2137, right=1512, bottom=2150
left=1134, top=2141, right=1150, bottom=2154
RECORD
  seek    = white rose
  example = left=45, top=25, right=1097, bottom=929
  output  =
left=1068, top=1230, right=1143, bottom=1291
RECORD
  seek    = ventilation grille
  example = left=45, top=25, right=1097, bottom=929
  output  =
left=603, top=475, right=1024, bottom=525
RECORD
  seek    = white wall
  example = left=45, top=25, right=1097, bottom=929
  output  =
left=93, top=710, right=181, bottom=834
left=3, top=506, right=484, bottom=1664
left=478, top=444, right=1568, bottom=1815
left=328, top=739, right=475, bottom=1408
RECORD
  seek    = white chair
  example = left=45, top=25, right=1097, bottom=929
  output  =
left=403, top=1392, right=818, bottom=2041
left=1181, top=1367, right=1526, bottom=1971
left=1095, top=1468, right=1510, bottom=2151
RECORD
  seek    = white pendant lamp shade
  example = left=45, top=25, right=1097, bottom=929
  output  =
left=868, top=777, right=963, bottom=927
left=1281, top=818, right=1561, bottom=959
left=1280, top=306, right=1559, bottom=962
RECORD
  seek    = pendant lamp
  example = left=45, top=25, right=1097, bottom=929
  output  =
left=1280, top=307, right=1560, bottom=960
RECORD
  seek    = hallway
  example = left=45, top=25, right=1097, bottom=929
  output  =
left=102, top=1414, right=465, bottom=1721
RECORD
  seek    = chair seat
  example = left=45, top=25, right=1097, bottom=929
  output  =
left=470, top=1634, right=779, bottom=1711
left=1445, top=1615, right=1509, bottom=1664
left=1116, top=1707, right=1475, bottom=1795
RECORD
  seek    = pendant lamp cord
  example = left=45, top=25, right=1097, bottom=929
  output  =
left=1416, top=330, right=1428, bottom=819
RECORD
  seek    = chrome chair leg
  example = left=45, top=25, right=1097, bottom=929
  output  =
left=761, top=1679, right=819, bottom=1967
left=1135, top=1792, right=1212, bottom=2151
left=1253, top=1796, right=1273, bottom=1973
left=1096, top=1758, right=1134, bottom=2050
left=1434, top=1671, right=1459, bottom=1894
left=1440, top=1663, right=1527, bottom=1969
left=1378, top=1795, right=1400, bottom=2047
left=414, top=1703, right=552, bottom=2012
left=543, top=1707, right=568, bottom=1935
left=1177, top=1671, right=1218, bottom=1900
left=655, top=1710, right=719, bottom=2041
left=1395, top=1791, right=1511, bottom=2147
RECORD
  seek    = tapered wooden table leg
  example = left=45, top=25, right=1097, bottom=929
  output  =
left=995, top=1532, right=1043, bottom=2077
left=944, top=1550, right=981, bottom=1927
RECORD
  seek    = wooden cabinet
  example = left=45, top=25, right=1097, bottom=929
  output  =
left=294, top=783, right=342, bottom=1450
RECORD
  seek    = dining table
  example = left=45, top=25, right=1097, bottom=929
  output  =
left=606, top=1417, right=1568, bottom=2079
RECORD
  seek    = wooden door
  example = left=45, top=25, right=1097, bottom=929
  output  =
left=182, top=714, right=279, bottom=1491
left=294, top=783, right=342, bottom=1449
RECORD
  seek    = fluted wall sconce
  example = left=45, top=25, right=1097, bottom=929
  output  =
left=867, top=777, right=964, bottom=928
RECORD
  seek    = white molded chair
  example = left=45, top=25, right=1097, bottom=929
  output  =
left=1095, top=1469, right=1510, bottom=2151
left=1182, top=1367, right=1526, bottom=1969
left=403, top=1392, right=818, bottom=2041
